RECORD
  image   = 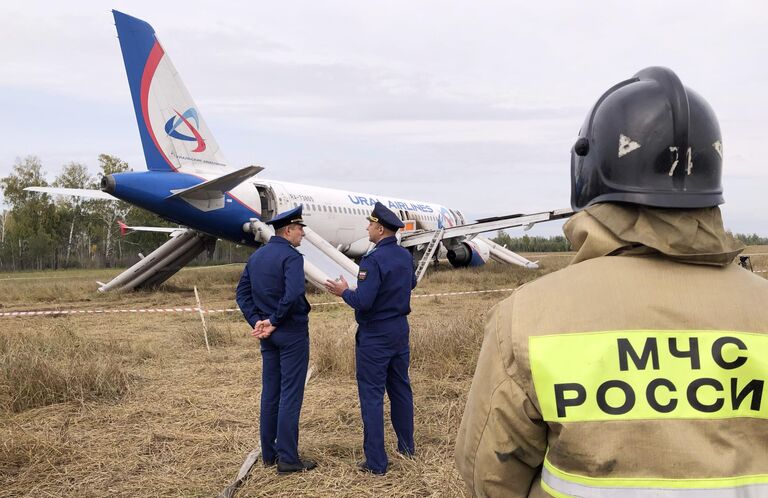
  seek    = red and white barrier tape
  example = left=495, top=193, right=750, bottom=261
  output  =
left=0, top=288, right=517, bottom=318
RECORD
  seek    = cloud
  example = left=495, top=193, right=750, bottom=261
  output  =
left=1, top=0, right=766, bottom=232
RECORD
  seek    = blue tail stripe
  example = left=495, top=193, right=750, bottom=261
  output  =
left=113, top=10, right=175, bottom=172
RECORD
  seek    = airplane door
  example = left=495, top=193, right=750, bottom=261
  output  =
left=253, top=184, right=278, bottom=222
left=260, top=183, right=296, bottom=219
left=450, top=209, right=465, bottom=225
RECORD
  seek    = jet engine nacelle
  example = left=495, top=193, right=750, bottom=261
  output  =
left=446, top=238, right=491, bottom=268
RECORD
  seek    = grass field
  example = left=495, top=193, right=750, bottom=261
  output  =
left=0, top=251, right=765, bottom=497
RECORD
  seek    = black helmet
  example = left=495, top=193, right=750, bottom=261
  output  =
left=571, top=66, right=724, bottom=211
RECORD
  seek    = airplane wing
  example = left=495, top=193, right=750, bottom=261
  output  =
left=400, top=208, right=573, bottom=247
left=402, top=208, right=573, bottom=281
left=24, top=187, right=118, bottom=201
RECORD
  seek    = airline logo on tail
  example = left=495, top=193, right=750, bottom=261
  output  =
left=164, top=108, right=206, bottom=152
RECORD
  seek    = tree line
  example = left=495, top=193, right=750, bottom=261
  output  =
left=0, top=155, right=252, bottom=272
left=491, top=232, right=572, bottom=252
left=2, top=155, right=765, bottom=272
left=491, top=230, right=768, bottom=253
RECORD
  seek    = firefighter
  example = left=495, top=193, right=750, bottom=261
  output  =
left=455, top=67, right=768, bottom=497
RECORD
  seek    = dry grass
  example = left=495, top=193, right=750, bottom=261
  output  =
left=0, top=325, right=136, bottom=413
left=409, top=305, right=488, bottom=379
left=0, top=251, right=763, bottom=497
left=181, top=321, right=238, bottom=349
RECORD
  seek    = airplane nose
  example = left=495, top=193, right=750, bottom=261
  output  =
left=101, top=174, right=116, bottom=194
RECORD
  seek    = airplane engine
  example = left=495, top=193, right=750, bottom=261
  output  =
left=446, top=239, right=491, bottom=268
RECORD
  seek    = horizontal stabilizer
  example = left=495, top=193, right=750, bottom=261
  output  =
left=117, top=220, right=183, bottom=235
left=24, top=187, right=118, bottom=201
left=166, top=165, right=263, bottom=211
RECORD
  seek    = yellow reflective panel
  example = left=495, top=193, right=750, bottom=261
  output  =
left=529, top=330, right=768, bottom=422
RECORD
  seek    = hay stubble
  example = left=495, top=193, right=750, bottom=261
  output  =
left=0, top=255, right=572, bottom=496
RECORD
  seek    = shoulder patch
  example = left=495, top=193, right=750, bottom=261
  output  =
left=358, top=270, right=368, bottom=281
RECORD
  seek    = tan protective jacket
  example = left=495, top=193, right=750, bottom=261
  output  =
left=455, top=204, right=768, bottom=498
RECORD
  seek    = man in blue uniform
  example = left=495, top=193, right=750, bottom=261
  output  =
left=325, top=201, right=417, bottom=475
left=236, top=205, right=316, bottom=474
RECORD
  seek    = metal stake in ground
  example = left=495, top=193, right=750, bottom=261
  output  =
left=193, top=285, right=211, bottom=354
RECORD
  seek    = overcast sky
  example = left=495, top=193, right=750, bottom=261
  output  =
left=1, top=0, right=766, bottom=236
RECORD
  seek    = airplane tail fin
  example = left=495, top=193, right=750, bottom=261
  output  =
left=112, top=10, right=229, bottom=174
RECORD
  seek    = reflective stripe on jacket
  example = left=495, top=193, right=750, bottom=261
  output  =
left=542, top=457, right=768, bottom=498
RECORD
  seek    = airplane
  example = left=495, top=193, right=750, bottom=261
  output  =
left=26, top=11, right=572, bottom=292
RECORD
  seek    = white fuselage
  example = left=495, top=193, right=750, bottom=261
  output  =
left=228, top=178, right=466, bottom=255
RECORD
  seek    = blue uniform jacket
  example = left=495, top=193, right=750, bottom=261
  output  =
left=236, top=236, right=311, bottom=331
left=342, top=236, right=416, bottom=329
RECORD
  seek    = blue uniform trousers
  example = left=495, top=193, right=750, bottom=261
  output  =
left=259, top=329, right=309, bottom=465
left=355, top=321, right=415, bottom=474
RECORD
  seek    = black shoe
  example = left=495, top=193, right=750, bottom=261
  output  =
left=357, top=461, right=386, bottom=475
left=264, top=457, right=278, bottom=467
left=277, top=458, right=317, bottom=474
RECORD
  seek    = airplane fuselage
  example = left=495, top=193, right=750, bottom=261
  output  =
left=103, top=171, right=467, bottom=257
